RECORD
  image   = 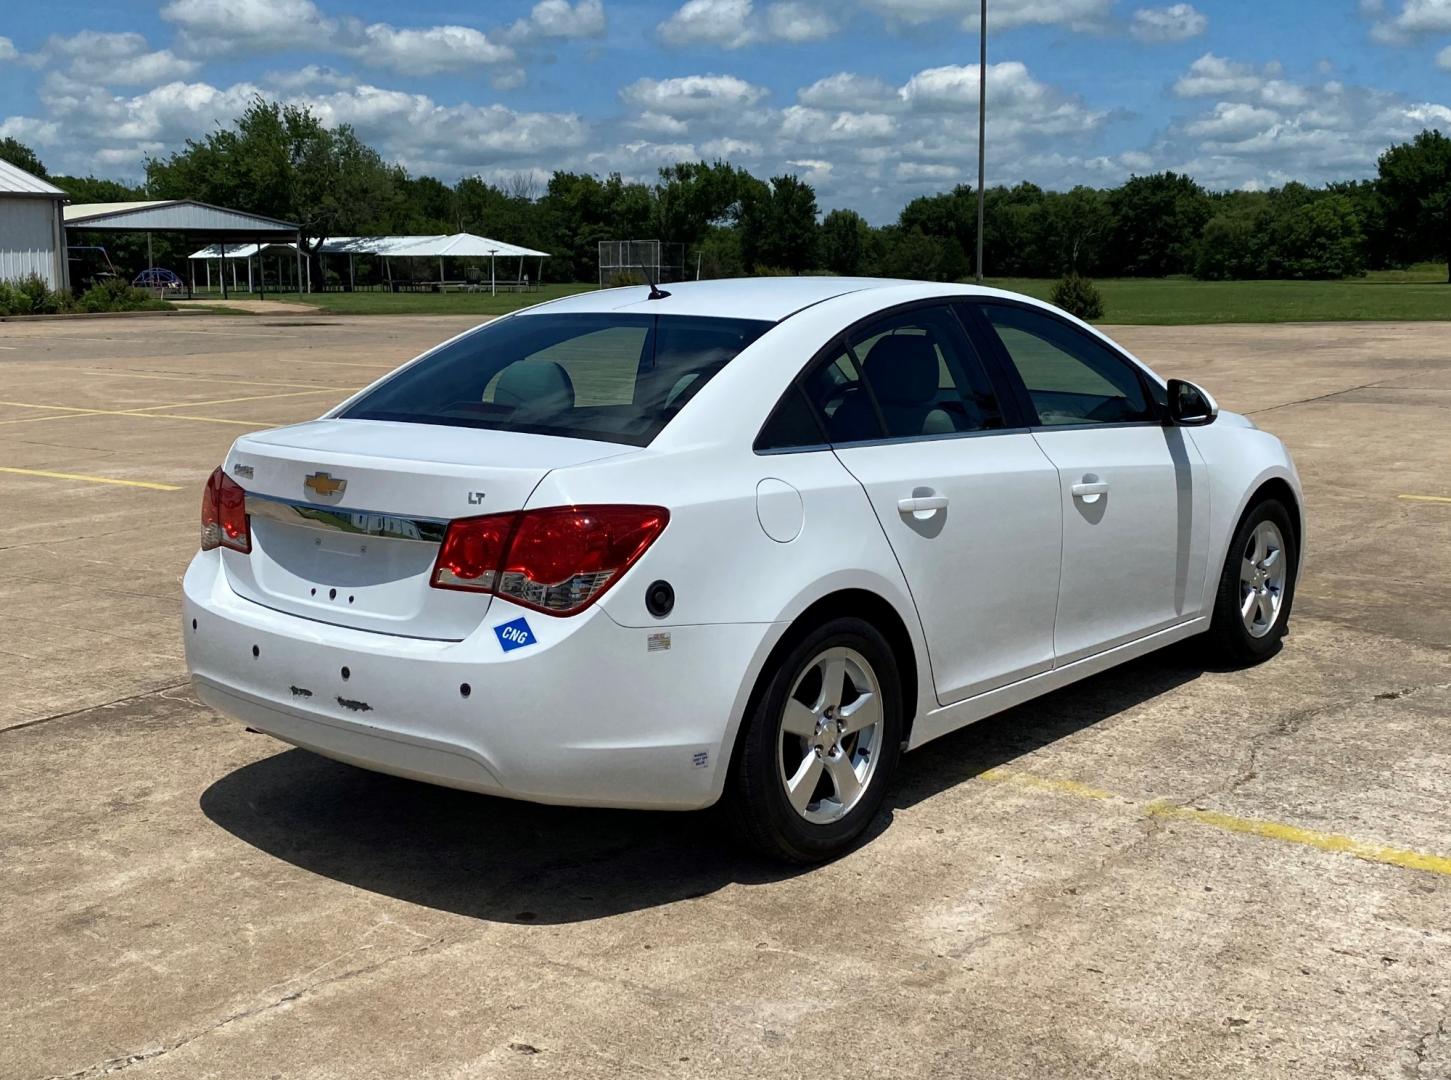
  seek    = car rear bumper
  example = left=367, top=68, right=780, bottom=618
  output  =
left=183, top=550, right=773, bottom=810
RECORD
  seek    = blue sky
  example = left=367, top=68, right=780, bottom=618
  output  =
left=2, top=0, right=1450, bottom=220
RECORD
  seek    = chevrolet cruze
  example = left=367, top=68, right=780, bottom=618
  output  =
left=184, top=278, right=1303, bottom=861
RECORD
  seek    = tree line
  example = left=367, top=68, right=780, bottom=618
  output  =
left=3, top=98, right=1449, bottom=285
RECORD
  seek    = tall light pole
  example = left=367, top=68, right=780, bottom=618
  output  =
left=975, top=0, right=987, bottom=283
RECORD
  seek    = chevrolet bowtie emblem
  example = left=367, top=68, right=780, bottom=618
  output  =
left=303, top=471, right=347, bottom=498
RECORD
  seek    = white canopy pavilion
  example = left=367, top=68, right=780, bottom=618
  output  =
left=188, top=233, right=550, bottom=294
left=320, top=234, right=550, bottom=293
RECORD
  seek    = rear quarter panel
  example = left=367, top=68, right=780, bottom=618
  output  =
left=526, top=442, right=936, bottom=787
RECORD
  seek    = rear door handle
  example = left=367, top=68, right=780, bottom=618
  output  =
left=898, top=495, right=949, bottom=514
left=1071, top=479, right=1110, bottom=502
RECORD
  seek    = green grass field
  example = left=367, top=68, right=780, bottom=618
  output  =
left=302, top=284, right=594, bottom=316
left=989, top=264, right=1451, bottom=325
left=187, top=266, right=1450, bottom=324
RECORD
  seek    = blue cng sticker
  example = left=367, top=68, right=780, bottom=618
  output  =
left=494, top=617, right=537, bottom=653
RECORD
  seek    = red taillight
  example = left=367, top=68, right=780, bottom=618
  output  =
left=431, top=505, right=669, bottom=616
left=200, top=467, right=251, bottom=553
left=432, top=512, right=515, bottom=592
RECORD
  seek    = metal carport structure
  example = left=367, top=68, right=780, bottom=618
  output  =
left=63, top=200, right=302, bottom=299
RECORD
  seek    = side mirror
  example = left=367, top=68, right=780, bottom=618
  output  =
left=1166, top=378, right=1218, bottom=426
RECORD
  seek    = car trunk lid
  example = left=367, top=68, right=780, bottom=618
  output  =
left=221, top=419, right=635, bottom=639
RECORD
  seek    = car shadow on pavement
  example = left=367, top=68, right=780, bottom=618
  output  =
left=200, top=646, right=1207, bottom=923
left=885, top=644, right=1208, bottom=814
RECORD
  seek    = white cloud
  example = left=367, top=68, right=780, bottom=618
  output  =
left=32, top=31, right=201, bottom=86
left=1129, top=4, right=1207, bottom=43
left=1184, top=102, right=1280, bottom=139
left=1155, top=57, right=1451, bottom=191
left=895, top=161, right=959, bottom=181
left=657, top=0, right=836, bottom=47
left=9, top=73, right=587, bottom=180
left=1439, top=43, right=1451, bottom=68
left=857, top=0, right=1111, bottom=32
left=798, top=72, right=897, bottom=109
left=500, top=0, right=607, bottom=45
left=659, top=0, right=759, bottom=47
left=893, top=62, right=1096, bottom=137
left=162, top=0, right=330, bottom=55
left=701, top=136, right=761, bottom=157
left=1174, top=53, right=1267, bottom=97
left=0, top=37, right=19, bottom=62
left=0, top=116, right=60, bottom=146
left=337, top=22, right=513, bottom=76
left=163, top=0, right=516, bottom=75
left=262, top=64, right=358, bottom=92
left=780, top=106, right=895, bottom=141
left=764, top=2, right=839, bottom=41
left=631, top=111, right=689, bottom=135
left=1369, top=0, right=1451, bottom=42
left=619, top=74, right=769, bottom=116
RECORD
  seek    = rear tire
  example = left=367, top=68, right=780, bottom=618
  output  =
left=726, top=617, right=902, bottom=863
left=1205, top=498, right=1298, bottom=665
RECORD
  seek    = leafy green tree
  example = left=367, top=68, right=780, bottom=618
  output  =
left=1106, top=172, right=1213, bottom=276
left=52, top=175, right=145, bottom=202
left=695, top=225, right=746, bottom=278
left=1266, top=194, right=1366, bottom=279
left=740, top=174, right=818, bottom=272
left=1043, top=187, right=1112, bottom=275
left=145, top=97, right=399, bottom=286
left=540, top=171, right=655, bottom=281
left=654, top=161, right=755, bottom=250
left=819, top=208, right=871, bottom=275
left=1377, top=129, right=1451, bottom=281
left=0, top=137, right=48, bottom=178
left=878, top=227, right=960, bottom=281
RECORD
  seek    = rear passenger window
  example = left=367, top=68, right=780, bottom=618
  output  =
left=755, top=386, right=826, bottom=451
left=831, top=306, right=1004, bottom=443
left=755, top=305, right=1008, bottom=451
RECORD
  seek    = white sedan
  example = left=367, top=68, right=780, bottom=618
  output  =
left=184, top=278, right=1303, bottom=862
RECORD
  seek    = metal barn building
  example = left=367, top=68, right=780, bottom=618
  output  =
left=0, top=159, right=69, bottom=290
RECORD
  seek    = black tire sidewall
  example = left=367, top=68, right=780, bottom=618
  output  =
left=732, top=617, right=903, bottom=862
left=1213, top=498, right=1298, bottom=661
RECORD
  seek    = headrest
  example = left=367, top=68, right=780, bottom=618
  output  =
left=494, top=361, right=575, bottom=413
left=863, top=334, right=940, bottom=406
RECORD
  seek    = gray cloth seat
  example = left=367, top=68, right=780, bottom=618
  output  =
left=494, top=360, right=576, bottom=418
left=829, top=334, right=957, bottom=441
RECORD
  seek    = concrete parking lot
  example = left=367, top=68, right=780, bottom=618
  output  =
left=2, top=313, right=1449, bottom=1079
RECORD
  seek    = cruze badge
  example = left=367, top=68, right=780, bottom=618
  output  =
left=304, top=471, right=347, bottom=498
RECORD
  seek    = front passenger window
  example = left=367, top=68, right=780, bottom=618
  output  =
left=978, top=304, right=1154, bottom=426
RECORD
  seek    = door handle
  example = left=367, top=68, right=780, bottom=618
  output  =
left=898, top=495, right=949, bottom=514
left=1071, top=479, right=1110, bottom=502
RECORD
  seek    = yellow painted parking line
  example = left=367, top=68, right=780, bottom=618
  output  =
left=1399, top=494, right=1451, bottom=504
left=977, top=768, right=1451, bottom=878
left=976, top=767, right=1117, bottom=802
left=1145, top=801, right=1451, bottom=877
left=0, top=407, right=269, bottom=428
left=69, top=367, right=350, bottom=391
left=140, top=388, right=340, bottom=410
left=0, top=466, right=182, bottom=491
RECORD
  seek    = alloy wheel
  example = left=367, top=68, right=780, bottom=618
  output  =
left=1239, top=520, right=1287, bottom=638
left=776, top=646, right=884, bottom=824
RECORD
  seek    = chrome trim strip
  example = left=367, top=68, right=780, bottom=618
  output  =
left=245, top=492, right=448, bottom=544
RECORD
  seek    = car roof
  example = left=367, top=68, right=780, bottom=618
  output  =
left=520, top=276, right=1023, bottom=324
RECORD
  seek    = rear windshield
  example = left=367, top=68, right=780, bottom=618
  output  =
left=340, top=312, right=773, bottom=447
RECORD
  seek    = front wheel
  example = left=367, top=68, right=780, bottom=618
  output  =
left=726, top=617, right=903, bottom=863
left=1205, top=498, right=1298, bottom=665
